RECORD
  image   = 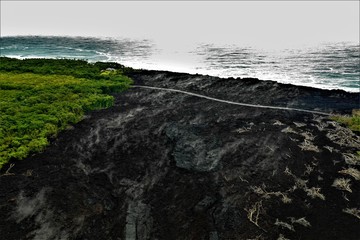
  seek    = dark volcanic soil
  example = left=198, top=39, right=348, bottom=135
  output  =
left=1, top=70, right=360, bottom=240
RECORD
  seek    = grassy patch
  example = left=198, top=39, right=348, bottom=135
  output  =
left=331, top=109, right=360, bottom=132
left=0, top=58, right=133, bottom=168
left=0, top=57, right=133, bottom=79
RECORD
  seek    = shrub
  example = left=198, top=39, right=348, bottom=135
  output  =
left=332, top=109, right=360, bottom=132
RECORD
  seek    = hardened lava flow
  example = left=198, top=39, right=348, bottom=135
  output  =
left=1, top=70, right=359, bottom=240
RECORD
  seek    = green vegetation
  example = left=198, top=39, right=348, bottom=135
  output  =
left=332, top=109, right=360, bottom=132
left=0, top=57, right=133, bottom=79
left=0, top=57, right=133, bottom=168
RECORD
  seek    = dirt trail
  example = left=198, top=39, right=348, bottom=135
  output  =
left=132, top=85, right=333, bottom=115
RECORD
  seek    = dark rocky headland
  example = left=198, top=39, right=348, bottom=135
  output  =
left=1, top=70, right=359, bottom=240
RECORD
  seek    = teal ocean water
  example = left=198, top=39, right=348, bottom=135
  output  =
left=1, top=36, right=359, bottom=92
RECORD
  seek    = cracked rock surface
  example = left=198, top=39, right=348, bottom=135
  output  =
left=1, top=70, right=359, bottom=240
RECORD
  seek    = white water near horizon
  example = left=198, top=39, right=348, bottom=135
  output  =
left=1, top=36, right=359, bottom=93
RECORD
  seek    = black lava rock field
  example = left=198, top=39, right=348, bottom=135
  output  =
left=1, top=70, right=359, bottom=240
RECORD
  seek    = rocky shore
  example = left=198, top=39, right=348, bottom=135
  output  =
left=1, top=70, right=359, bottom=239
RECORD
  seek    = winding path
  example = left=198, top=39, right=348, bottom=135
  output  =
left=131, top=85, right=332, bottom=116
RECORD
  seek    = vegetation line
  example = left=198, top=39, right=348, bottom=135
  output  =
left=131, top=85, right=332, bottom=116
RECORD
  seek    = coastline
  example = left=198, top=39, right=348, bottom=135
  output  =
left=2, top=54, right=360, bottom=94
left=2, top=35, right=359, bottom=93
left=126, top=68, right=359, bottom=114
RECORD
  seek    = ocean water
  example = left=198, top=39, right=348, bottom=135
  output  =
left=1, top=36, right=359, bottom=92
